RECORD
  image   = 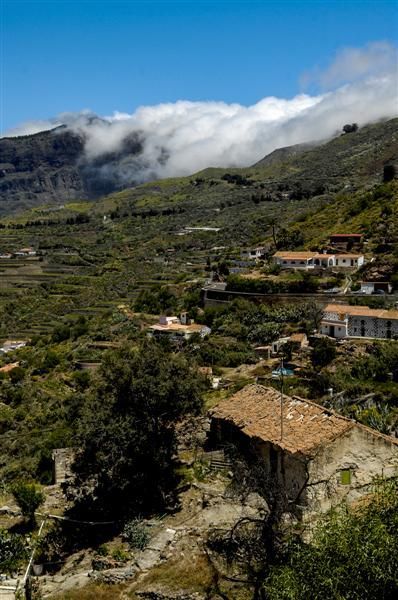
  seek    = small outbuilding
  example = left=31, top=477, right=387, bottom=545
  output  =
left=359, top=281, right=392, bottom=295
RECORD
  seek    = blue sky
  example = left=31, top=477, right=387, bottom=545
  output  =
left=1, top=0, right=397, bottom=133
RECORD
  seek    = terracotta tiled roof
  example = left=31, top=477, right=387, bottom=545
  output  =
left=290, top=333, right=307, bottom=342
left=335, top=253, right=364, bottom=259
left=213, top=385, right=398, bottom=455
left=211, top=385, right=398, bottom=457
left=0, top=362, right=19, bottom=373
left=324, top=304, right=398, bottom=320
left=274, top=251, right=315, bottom=260
left=211, top=384, right=355, bottom=457
left=149, top=322, right=206, bottom=333
left=330, top=234, right=363, bottom=238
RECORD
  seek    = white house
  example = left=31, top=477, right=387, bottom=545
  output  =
left=210, top=384, right=398, bottom=519
left=334, top=254, right=364, bottom=268
left=273, top=251, right=326, bottom=270
left=273, top=251, right=364, bottom=270
left=14, top=247, right=36, bottom=257
left=241, top=246, right=266, bottom=260
left=320, top=303, right=398, bottom=340
left=148, top=313, right=211, bottom=341
left=0, top=340, right=28, bottom=354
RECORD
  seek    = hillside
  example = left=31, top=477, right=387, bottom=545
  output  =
left=0, top=119, right=397, bottom=344
left=0, top=126, right=145, bottom=214
left=1, top=117, right=397, bottom=216
left=0, top=116, right=398, bottom=600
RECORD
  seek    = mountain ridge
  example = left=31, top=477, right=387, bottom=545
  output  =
left=0, top=117, right=397, bottom=216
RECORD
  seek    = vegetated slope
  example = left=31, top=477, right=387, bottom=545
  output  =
left=1, top=117, right=397, bottom=217
left=0, top=121, right=397, bottom=485
left=250, top=117, right=398, bottom=184
left=252, top=141, right=318, bottom=168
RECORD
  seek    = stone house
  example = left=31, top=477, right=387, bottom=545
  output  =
left=289, top=332, right=309, bottom=350
left=320, top=303, right=398, bottom=339
left=210, top=385, right=398, bottom=519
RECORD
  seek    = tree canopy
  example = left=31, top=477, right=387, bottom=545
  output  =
left=69, top=341, right=205, bottom=520
left=263, top=478, right=398, bottom=600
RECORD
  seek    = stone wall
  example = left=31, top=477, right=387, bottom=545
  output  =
left=52, top=448, right=75, bottom=484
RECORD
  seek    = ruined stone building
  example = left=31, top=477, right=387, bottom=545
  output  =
left=52, top=448, right=75, bottom=484
left=210, top=385, right=398, bottom=520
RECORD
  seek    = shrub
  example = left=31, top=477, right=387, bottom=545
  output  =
left=9, top=366, right=26, bottom=384
left=96, top=544, right=109, bottom=556
left=123, top=518, right=150, bottom=550
left=111, top=545, right=130, bottom=561
left=311, top=337, right=336, bottom=368
left=0, top=528, right=28, bottom=573
left=11, top=481, right=45, bottom=526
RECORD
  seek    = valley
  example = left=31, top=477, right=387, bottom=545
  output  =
left=0, top=118, right=398, bottom=600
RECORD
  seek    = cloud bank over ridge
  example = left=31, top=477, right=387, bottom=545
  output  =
left=4, top=42, right=398, bottom=184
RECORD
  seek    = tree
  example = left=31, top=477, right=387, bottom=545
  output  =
left=342, top=123, right=358, bottom=134
left=11, top=482, right=44, bottom=527
left=280, top=341, right=294, bottom=362
left=69, top=341, right=205, bottom=519
left=383, top=164, right=396, bottom=183
left=263, top=478, right=398, bottom=600
left=311, top=337, right=336, bottom=368
left=9, top=366, right=26, bottom=384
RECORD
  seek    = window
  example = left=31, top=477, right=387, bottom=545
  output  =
left=360, top=319, right=366, bottom=337
left=340, top=469, right=351, bottom=485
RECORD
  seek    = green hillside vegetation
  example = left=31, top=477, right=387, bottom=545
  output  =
left=0, top=121, right=397, bottom=485
left=0, top=118, right=397, bottom=599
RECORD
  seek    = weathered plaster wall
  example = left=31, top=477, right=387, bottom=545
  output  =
left=305, top=427, right=398, bottom=515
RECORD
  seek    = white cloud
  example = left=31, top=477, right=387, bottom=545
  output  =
left=301, top=41, right=398, bottom=89
left=2, top=42, right=397, bottom=185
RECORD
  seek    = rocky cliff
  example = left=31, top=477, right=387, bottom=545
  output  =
left=0, top=127, right=144, bottom=215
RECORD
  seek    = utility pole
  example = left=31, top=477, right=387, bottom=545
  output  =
left=280, top=356, right=284, bottom=441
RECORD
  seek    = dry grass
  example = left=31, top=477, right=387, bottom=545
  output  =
left=50, top=583, right=128, bottom=600
left=128, top=552, right=214, bottom=597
